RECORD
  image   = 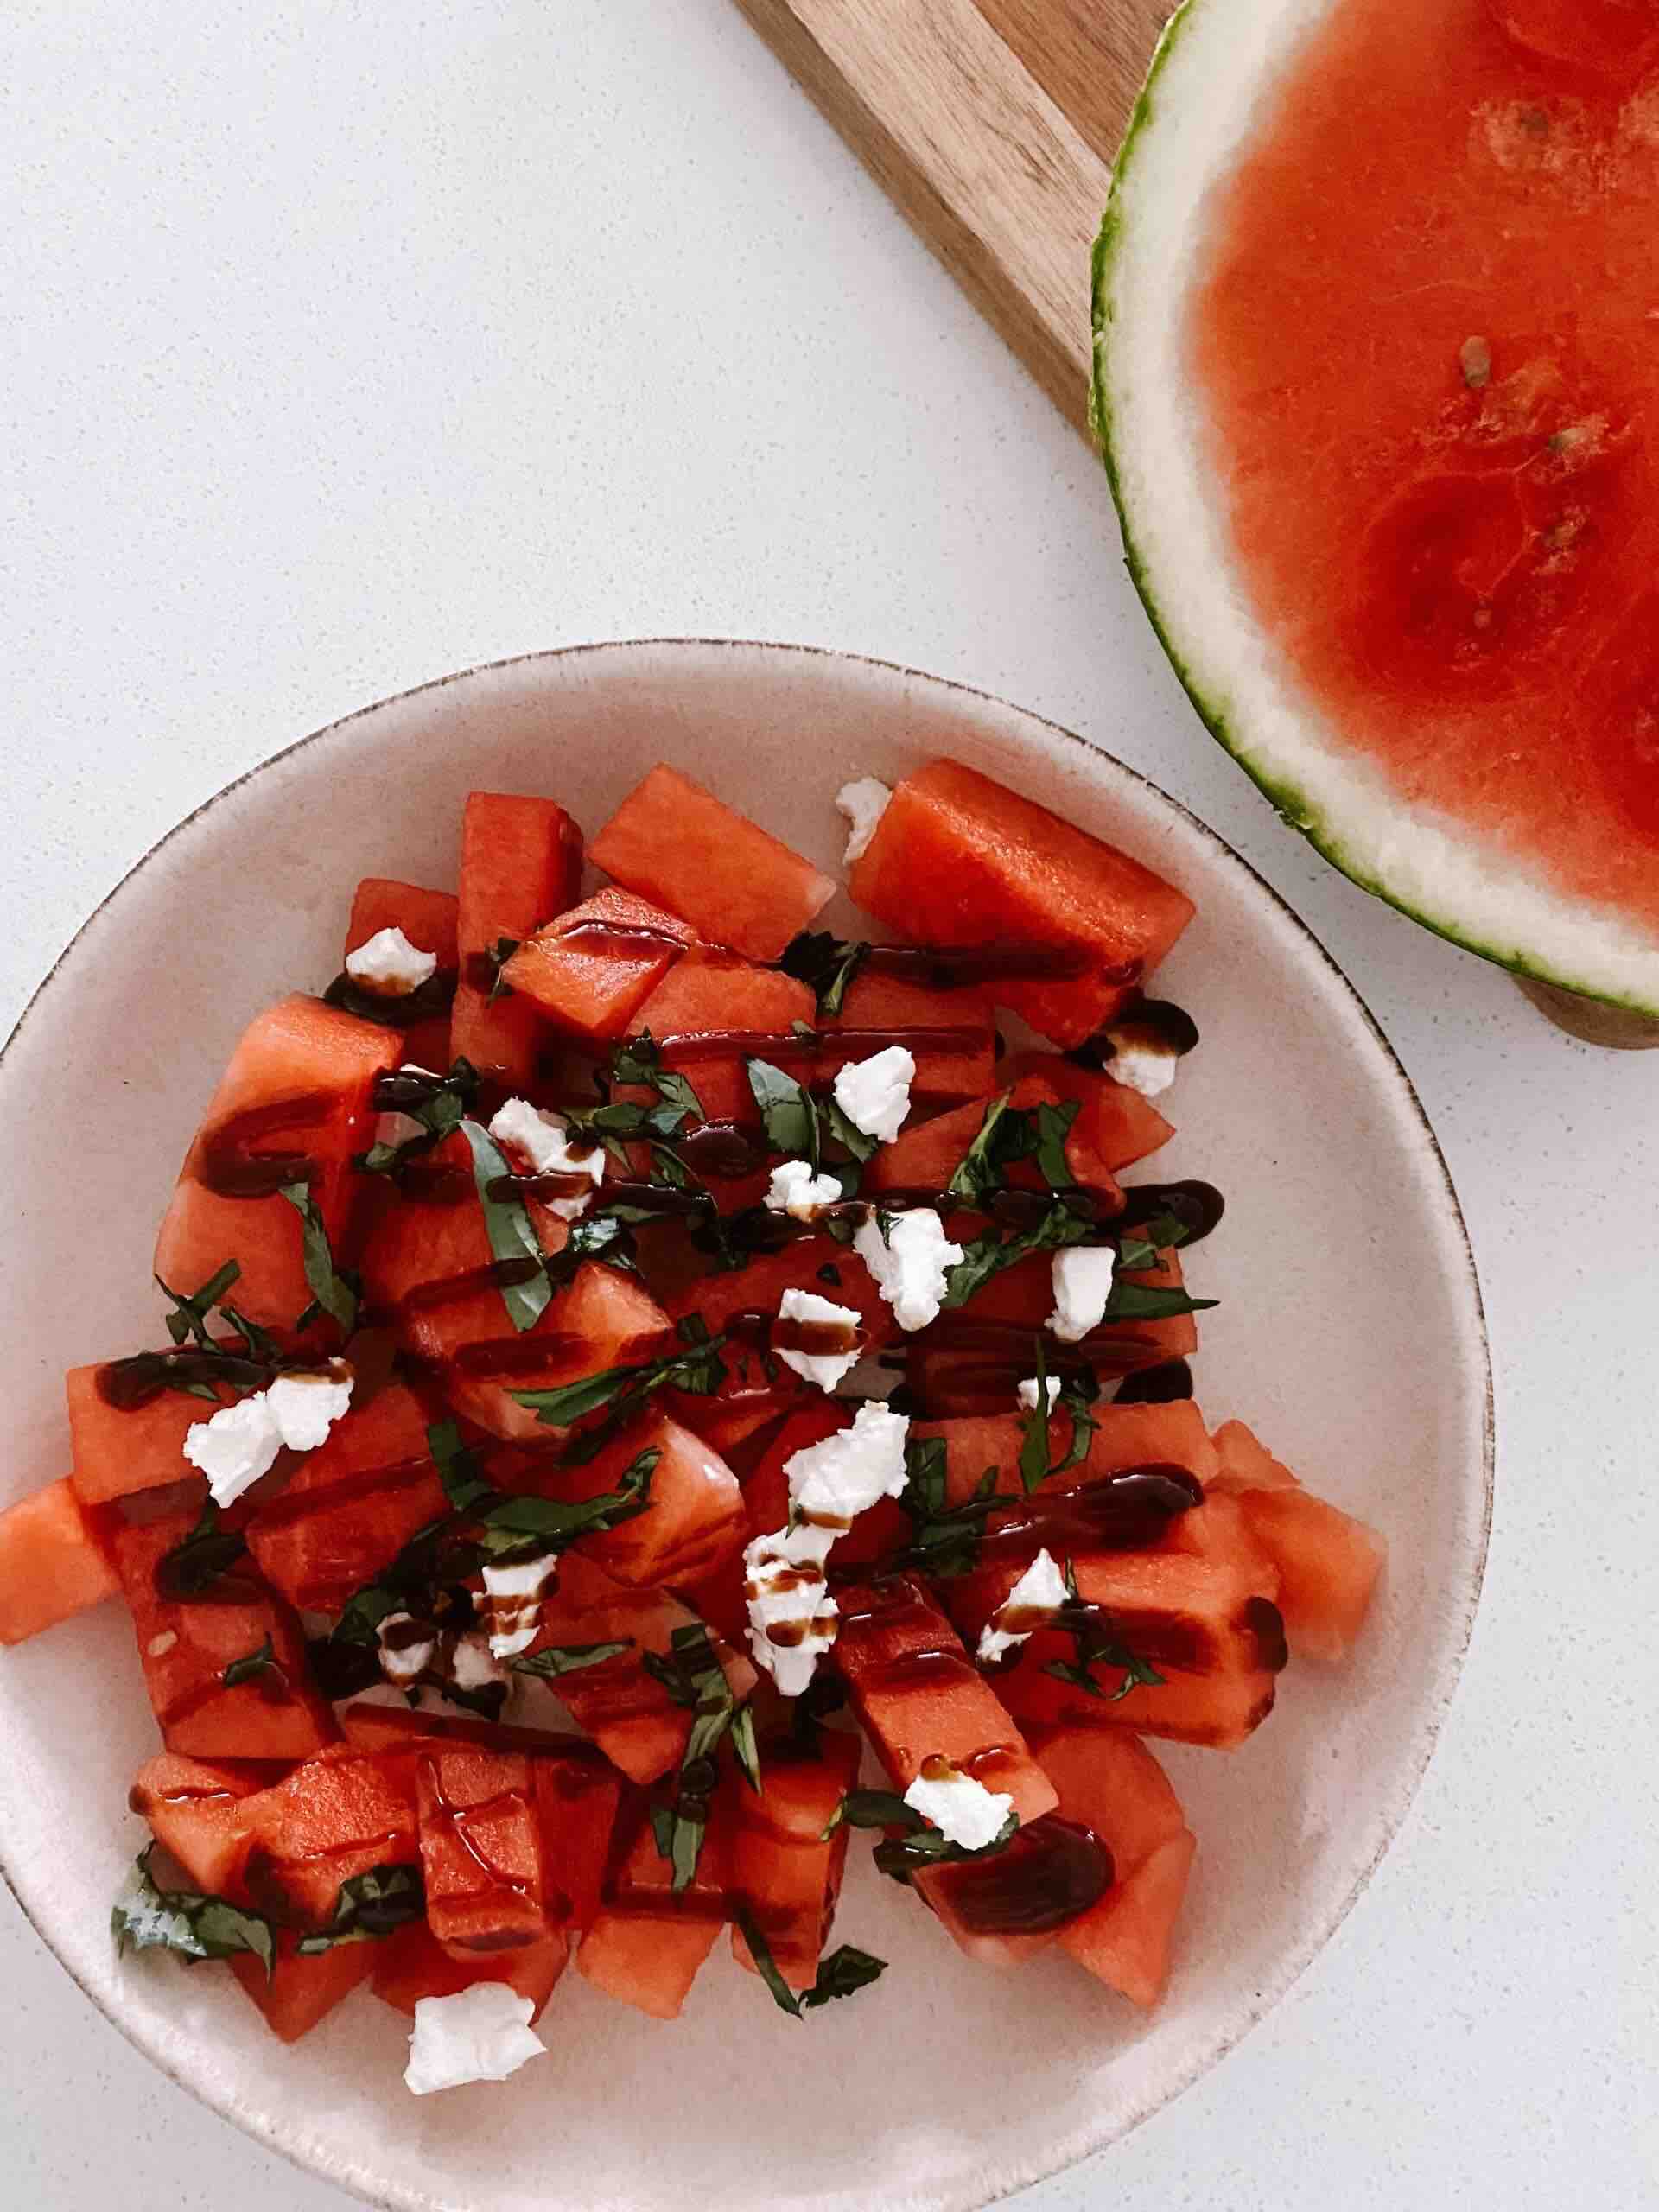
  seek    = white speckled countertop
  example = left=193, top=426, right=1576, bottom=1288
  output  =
left=3, top=4, right=1656, bottom=2206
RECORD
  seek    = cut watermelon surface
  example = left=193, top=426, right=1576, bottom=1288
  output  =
left=1097, top=0, right=1659, bottom=1012
left=19, top=757, right=1386, bottom=2063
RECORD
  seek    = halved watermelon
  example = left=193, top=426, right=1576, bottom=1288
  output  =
left=1211, top=1419, right=1385, bottom=1662
left=128, top=1751, right=268, bottom=1896
left=154, top=995, right=401, bottom=1336
left=833, top=1576, right=1058, bottom=1827
left=1031, top=1723, right=1197, bottom=2007
left=240, top=1745, right=420, bottom=1926
left=230, top=1931, right=378, bottom=2042
left=577, top=1786, right=734, bottom=2019
left=1096, top=0, right=1659, bottom=1017
left=450, top=792, right=583, bottom=1088
left=343, top=876, right=460, bottom=1072
left=110, top=1513, right=338, bottom=1762
left=0, top=1475, right=118, bottom=1643
left=244, top=1382, right=447, bottom=1614
left=591, top=766, right=835, bottom=963
left=848, top=760, right=1195, bottom=1046
left=728, top=1730, right=861, bottom=1990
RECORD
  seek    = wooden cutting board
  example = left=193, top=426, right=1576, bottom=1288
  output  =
left=733, top=0, right=1173, bottom=436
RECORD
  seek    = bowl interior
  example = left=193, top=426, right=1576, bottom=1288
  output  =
left=0, top=642, right=1490, bottom=2212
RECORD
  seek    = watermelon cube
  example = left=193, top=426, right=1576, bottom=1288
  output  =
left=1031, top=1723, right=1196, bottom=2006
left=372, top=1918, right=569, bottom=2021
left=817, top=972, right=995, bottom=1114
left=533, top=1746, right=622, bottom=1935
left=499, top=887, right=699, bottom=1040
left=244, top=1382, right=448, bottom=1614
left=1211, top=1420, right=1384, bottom=1663
left=591, top=766, right=835, bottom=963
left=128, top=1751, right=269, bottom=1897
left=506, top=1414, right=746, bottom=1591
left=577, top=1786, right=735, bottom=2019
left=729, top=1730, right=862, bottom=1991
left=67, top=1357, right=241, bottom=1507
left=623, top=949, right=816, bottom=1125
left=153, top=994, right=401, bottom=1336
left=863, top=1071, right=1127, bottom=1205
left=414, top=1743, right=550, bottom=1956
left=450, top=791, right=584, bottom=1089
left=110, top=1512, right=338, bottom=1763
left=343, top=876, right=461, bottom=1071
left=832, top=1576, right=1058, bottom=1827
left=0, top=1475, right=118, bottom=1643
left=240, top=1745, right=420, bottom=1927
left=848, top=760, right=1195, bottom=1046
left=1002, top=1050, right=1176, bottom=1171
left=230, top=1930, right=378, bottom=2041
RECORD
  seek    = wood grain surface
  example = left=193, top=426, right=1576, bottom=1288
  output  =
left=734, top=0, right=1173, bottom=432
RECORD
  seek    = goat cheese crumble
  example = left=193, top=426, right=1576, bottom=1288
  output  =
left=833, top=1045, right=916, bottom=1143
left=773, top=1287, right=862, bottom=1391
left=976, top=1548, right=1070, bottom=1664
left=854, top=1207, right=963, bottom=1332
left=345, top=925, right=438, bottom=995
left=404, top=1984, right=547, bottom=2096
left=903, top=1762, right=1015, bottom=1852
left=487, top=1097, right=605, bottom=1220
left=836, top=777, right=893, bottom=867
left=1047, top=1246, right=1118, bottom=1344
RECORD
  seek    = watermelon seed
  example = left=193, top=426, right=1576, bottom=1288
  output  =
left=1459, top=336, right=1491, bottom=391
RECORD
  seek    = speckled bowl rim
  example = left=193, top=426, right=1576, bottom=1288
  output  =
left=0, top=639, right=1494, bottom=2212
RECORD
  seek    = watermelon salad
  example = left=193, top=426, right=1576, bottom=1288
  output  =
left=0, top=756, right=1384, bottom=2093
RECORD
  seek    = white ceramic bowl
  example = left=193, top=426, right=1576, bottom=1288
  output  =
left=0, top=641, right=1491, bottom=2212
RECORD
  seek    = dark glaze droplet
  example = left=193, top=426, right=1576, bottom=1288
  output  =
left=1118, top=1179, right=1226, bottom=1246
left=1114, top=1359, right=1196, bottom=1405
left=919, top=1815, right=1113, bottom=1936
left=676, top=1123, right=763, bottom=1179
left=1067, top=994, right=1199, bottom=1071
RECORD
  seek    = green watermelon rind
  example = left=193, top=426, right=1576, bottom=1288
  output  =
left=1090, top=0, right=1659, bottom=1024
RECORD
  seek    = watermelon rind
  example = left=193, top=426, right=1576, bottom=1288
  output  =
left=1091, top=0, right=1659, bottom=1021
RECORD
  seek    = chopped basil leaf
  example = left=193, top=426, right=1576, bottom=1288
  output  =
left=941, top=1201, right=1095, bottom=1308
left=1043, top=1560, right=1166, bottom=1702
left=820, top=1094, right=877, bottom=1178
left=509, top=1326, right=728, bottom=1446
left=820, top=1788, right=921, bottom=1840
left=1017, top=1339, right=1052, bottom=1495
left=946, top=1090, right=1017, bottom=1204
left=642, top=1615, right=759, bottom=1889
left=327, top=1514, right=459, bottom=1647
left=734, top=1903, right=809, bottom=2017
left=474, top=1445, right=660, bottom=1559
left=800, top=1944, right=887, bottom=2009
left=1033, top=1101, right=1080, bottom=1191
left=779, top=931, right=871, bottom=1017
left=747, top=1058, right=817, bottom=1166
left=295, top=1862, right=425, bottom=1954
left=893, top=1438, right=1001, bottom=1578
left=357, top=1061, right=477, bottom=1177
left=1103, top=1281, right=1218, bottom=1322
left=509, top=1639, right=631, bottom=1678
left=426, top=1420, right=496, bottom=1517
left=111, top=1847, right=276, bottom=1980
left=436, top=1677, right=509, bottom=1723
left=607, top=1032, right=706, bottom=1125
left=220, top=1634, right=279, bottom=1689
left=486, top=936, right=522, bottom=1003
left=458, top=1121, right=551, bottom=1334
left=156, top=1260, right=242, bottom=1350
left=816, top=1263, right=842, bottom=1287
left=277, top=1185, right=360, bottom=1335
left=155, top=1500, right=247, bottom=1600
left=217, top=1304, right=281, bottom=1363
left=545, top=1211, right=639, bottom=1289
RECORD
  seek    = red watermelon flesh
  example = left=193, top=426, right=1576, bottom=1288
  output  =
left=500, top=887, right=699, bottom=1040
left=729, top=1731, right=861, bottom=1990
left=532, top=1553, right=756, bottom=1785
left=847, top=760, right=1195, bottom=1046
left=591, top=765, right=836, bottom=963
left=910, top=1809, right=1117, bottom=1968
left=244, top=1382, right=446, bottom=1614
left=533, top=1747, right=622, bottom=1934
left=414, top=1743, right=551, bottom=1955
left=154, top=995, right=401, bottom=1337
left=230, top=1930, right=377, bottom=2042
left=344, top=876, right=460, bottom=1072
left=240, top=1745, right=420, bottom=1927
left=110, top=1512, right=338, bottom=1763
left=912, top=1398, right=1220, bottom=1512
left=1001, top=1051, right=1176, bottom=1171
left=991, top=1549, right=1287, bottom=1749
left=577, top=1786, right=735, bottom=2019
left=493, top=1414, right=746, bottom=1591
left=863, top=1074, right=1127, bottom=1204
left=833, top=1576, right=1058, bottom=1827
left=371, top=1918, right=569, bottom=2021
left=1211, top=1420, right=1385, bottom=1663
left=67, top=1357, right=246, bottom=1507
left=623, top=950, right=817, bottom=1125
left=128, top=1751, right=269, bottom=1897
left=0, top=1474, right=118, bottom=1643
left=450, top=792, right=583, bottom=1090
left=817, top=971, right=996, bottom=1113
left=1031, top=1723, right=1196, bottom=2007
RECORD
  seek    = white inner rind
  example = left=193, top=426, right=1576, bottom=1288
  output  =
left=1098, top=0, right=1659, bottom=1014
